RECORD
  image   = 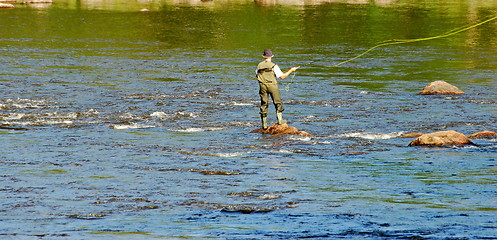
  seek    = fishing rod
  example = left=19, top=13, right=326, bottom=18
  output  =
left=284, top=14, right=497, bottom=90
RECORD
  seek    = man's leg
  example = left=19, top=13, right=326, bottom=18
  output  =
left=259, top=83, right=269, bottom=129
left=268, top=84, right=286, bottom=124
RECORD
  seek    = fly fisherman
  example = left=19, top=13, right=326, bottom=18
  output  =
left=256, top=49, right=300, bottom=130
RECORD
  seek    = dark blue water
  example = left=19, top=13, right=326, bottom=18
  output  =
left=1, top=0, right=496, bottom=239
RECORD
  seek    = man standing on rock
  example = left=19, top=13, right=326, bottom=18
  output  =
left=256, top=49, right=300, bottom=130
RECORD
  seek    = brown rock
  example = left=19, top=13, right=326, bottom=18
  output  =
left=468, top=131, right=497, bottom=139
left=419, top=81, right=465, bottom=95
left=408, top=130, right=473, bottom=146
left=250, top=124, right=313, bottom=137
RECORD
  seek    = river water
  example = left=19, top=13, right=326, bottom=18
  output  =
left=1, top=0, right=496, bottom=239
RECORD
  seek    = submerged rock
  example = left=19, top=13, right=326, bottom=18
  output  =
left=408, top=130, right=473, bottom=147
left=181, top=199, right=294, bottom=214
left=468, top=131, right=497, bottom=139
left=400, top=132, right=424, bottom=138
left=220, top=205, right=278, bottom=214
left=419, top=81, right=465, bottom=95
left=250, top=124, right=313, bottom=137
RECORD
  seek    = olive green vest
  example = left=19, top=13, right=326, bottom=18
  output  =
left=257, top=60, right=277, bottom=84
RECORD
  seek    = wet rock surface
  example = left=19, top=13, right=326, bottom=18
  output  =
left=181, top=198, right=297, bottom=214
left=419, top=81, right=465, bottom=95
left=400, top=132, right=424, bottom=138
left=408, top=130, right=474, bottom=146
left=250, top=124, right=313, bottom=137
left=468, top=131, right=497, bottom=139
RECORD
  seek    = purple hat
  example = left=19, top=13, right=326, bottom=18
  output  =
left=263, top=49, right=274, bottom=58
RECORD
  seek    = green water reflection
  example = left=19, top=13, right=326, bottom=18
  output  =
left=3, top=0, right=497, bottom=48
left=2, top=0, right=496, bottom=93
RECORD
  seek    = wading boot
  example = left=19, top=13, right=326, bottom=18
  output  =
left=277, top=112, right=286, bottom=125
left=261, top=115, right=268, bottom=130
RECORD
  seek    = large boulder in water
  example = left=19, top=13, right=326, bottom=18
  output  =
left=468, top=131, right=497, bottom=139
left=250, top=124, right=313, bottom=137
left=419, top=81, right=464, bottom=95
left=408, top=130, right=473, bottom=147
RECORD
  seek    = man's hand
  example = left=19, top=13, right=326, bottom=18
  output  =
left=280, top=66, right=301, bottom=80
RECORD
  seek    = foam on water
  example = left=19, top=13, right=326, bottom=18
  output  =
left=212, top=152, right=245, bottom=157
left=111, top=123, right=155, bottom=129
left=337, top=132, right=405, bottom=140
left=220, top=101, right=254, bottom=106
left=172, top=127, right=225, bottom=132
left=286, top=135, right=313, bottom=141
left=149, top=111, right=170, bottom=118
left=0, top=98, right=53, bottom=109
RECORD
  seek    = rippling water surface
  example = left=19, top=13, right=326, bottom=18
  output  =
left=1, top=0, right=496, bottom=239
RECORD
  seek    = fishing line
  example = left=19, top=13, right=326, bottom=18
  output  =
left=284, top=61, right=313, bottom=91
left=284, top=15, right=497, bottom=90
left=284, top=71, right=297, bottom=91
left=332, top=15, right=497, bottom=67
